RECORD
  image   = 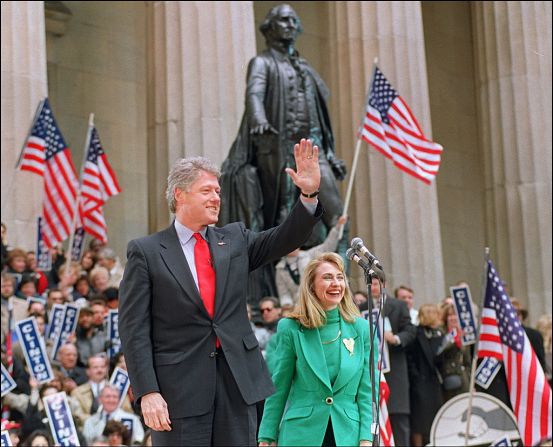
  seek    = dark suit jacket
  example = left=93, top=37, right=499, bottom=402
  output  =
left=382, top=297, right=416, bottom=414
left=119, top=200, right=322, bottom=419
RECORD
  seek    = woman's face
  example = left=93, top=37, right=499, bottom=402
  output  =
left=447, top=309, right=458, bottom=329
left=31, top=435, right=50, bottom=447
left=312, top=262, right=345, bottom=310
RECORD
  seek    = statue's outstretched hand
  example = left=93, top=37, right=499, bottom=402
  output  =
left=286, top=139, right=321, bottom=199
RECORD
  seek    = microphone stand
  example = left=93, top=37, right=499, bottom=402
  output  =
left=364, top=268, right=383, bottom=447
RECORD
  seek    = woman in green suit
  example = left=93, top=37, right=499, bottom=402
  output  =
left=258, top=252, right=377, bottom=446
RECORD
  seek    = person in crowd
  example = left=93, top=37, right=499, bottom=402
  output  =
left=89, top=238, right=107, bottom=257
left=395, top=284, right=418, bottom=325
left=23, top=251, right=49, bottom=295
left=82, top=385, right=144, bottom=445
left=11, top=312, right=47, bottom=365
left=16, top=274, right=39, bottom=300
left=76, top=306, right=107, bottom=367
left=71, top=353, right=109, bottom=418
left=19, top=429, right=54, bottom=447
left=90, top=297, right=108, bottom=328
left=353, top=290, right=369, bottom=311
left=275, top=215, right=347, bottom=308
left=246, top=303, right=271, bottom=355
left=97, top=247, right=125, bottom=289
left=370, top=276, right=416, bottom=447
left=536, top=314, right=552, bottom=386
left=259, top=296, right=282, bottom=334
left=75, top=274, right=92, bottom=300
left=45, top=287, right=66, bottom=311
left=104, top=286, right=120, bottom=310
left=407, top=303, right=444, bottom=446
left=5, top=248, right=28, bottom=288
left=119, top=138, right=322, bottom=446
left=1, top=420, right=21, bottom=447
left=1, top=272, right=27, bottom=325
left=27, top=300, right=46, bottom=318
left=510, top=297, right=547, bottom=372
left=90, top=266, right=111, bottom=294
left=102, top=420, right=132, bottom=446
left=80, top=249, right=98, bottom=274
left=56, top=342, right=88, bottom=389
left=56, top=261, right=83, bottom=302
left=436, top=303, right=471, bottom=402
left=258, top=252, right=376, bottom=446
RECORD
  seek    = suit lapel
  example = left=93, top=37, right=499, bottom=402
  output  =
left=299, top=327, right=332, bottom=391
left=206, top=227, right=229, bottom=319
left=333, top=319, right=361, bottom=393
left=418, top=328, right=436, bottom=369
left=158, top=224, right=210, bottom=318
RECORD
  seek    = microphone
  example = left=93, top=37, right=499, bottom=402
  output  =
left=350, top=237, right=382, bottom=268
left=346, top=248, right=370, bottom=271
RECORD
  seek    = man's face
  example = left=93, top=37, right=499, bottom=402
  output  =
left=100, top=387, right=120, bottom=413
left=78, top=312, right=93, bottom=329
left=260, top=301, right=281, bottom=323
left=91, top=304, right=106, bottom=326
left=396, top=287, right=414, bottom=310
left=87, top=356, right=108, bottom=383
left=59, top=345, right=78, bottom=369
left=270, top=5, right=300, bottom=43
left=48, top=291, right=65, bottom=308
left=370, top=278, right=381, bottom=299
left=176, top=171, right=221, bottom=229
left=1, top=278, right=14, bottom=298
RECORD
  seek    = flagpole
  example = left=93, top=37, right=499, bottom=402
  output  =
left=63, top=113, right=94, bottom=275
left=464, top=246, right=490, bottom=446
left=339, top=58, right=379, bottom=240
left=15, top=98, right=47, bottom=169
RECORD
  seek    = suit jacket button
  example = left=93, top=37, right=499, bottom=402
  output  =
left=209, top=352, right=216, bottom=358
left=325, top=397, right=334, bottom=405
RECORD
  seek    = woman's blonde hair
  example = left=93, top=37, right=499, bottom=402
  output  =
left=288, top=252, right=359, bottom=329
left=418, top=303, right=441, bottom=328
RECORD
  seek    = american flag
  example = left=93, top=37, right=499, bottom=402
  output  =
left=79, top=126, right=121, bottom=243
left=360, top=67, right=443, bottom=184
left=18, top=99, right=79, bottom=248
left=478, top=260, right=552, bottom=446
left=379, top=377, right=395, bottom=446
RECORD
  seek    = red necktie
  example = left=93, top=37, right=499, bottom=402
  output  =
left=193, top=233, right=216, bottom=318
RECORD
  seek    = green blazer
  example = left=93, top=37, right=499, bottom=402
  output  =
left=258, top=315, right=378, bottom=446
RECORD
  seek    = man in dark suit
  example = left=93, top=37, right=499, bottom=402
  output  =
left=371, top=277, right=416, bottom=447
left=119, top=139, right=322, bottom=446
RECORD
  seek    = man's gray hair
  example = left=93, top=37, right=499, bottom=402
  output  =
left=166, top=157, right=221, bottom=214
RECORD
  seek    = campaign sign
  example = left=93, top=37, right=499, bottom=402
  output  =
left=475, top=356, right=502, bottom=390
left=362, top=308, right=390, bottom=374
left=51, top=304, right=81, bottom=360
left=109, top=367, right=130, bottom=408
left=36, top=217, right=52, bottom=271
left=43, top=391, right=80, bottom=446
left=70, top=227, right=85, bottom=262
left=107, top=310, right=121, bottom=359
left=490, top=435, right=512, bottom=446
left=120, top=417, right=134, bottom=439
left=1, top=364, right=17, bottom=397
left=1, top=430, right=12, bottom=447
left=450, top=285, right=477, bottom=346
left=46, top=304, right=65, bottom=341
left=15, top=317, right=54, bottom=384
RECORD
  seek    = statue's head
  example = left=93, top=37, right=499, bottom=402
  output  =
left=260, top=4, right=303, bottom=45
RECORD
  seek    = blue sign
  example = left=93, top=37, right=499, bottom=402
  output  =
left=51, top=304, right=80, bottom=360
left=15, top=317, right=54, bottom=384
left=43, top=391, right=80, bottom=446
left=109, top=367, right=130, bottom=408
left=46, top=304, right=65, bottom=341
left=475, top=356, right=502, bottom=390
left=1, top=364, right=16, bottom=397
left=107, top=310, right=121, bottom=359
left=450, top=285, right=477, bottom=346
left=36, top=217, right=52, bottom=271
left=1, top=430, right=12, bottom=447
left=120, top=417, right=134, bottom=439
left=70, top=227, right=85, bottom=262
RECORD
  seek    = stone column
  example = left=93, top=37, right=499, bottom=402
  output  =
left=327, top=2, right=445, bottom=301
left=1, top=1, right=48, bottom=250
left=146, top=1, right=256, bottom=231
left=473, top=1, right=552, bottom=320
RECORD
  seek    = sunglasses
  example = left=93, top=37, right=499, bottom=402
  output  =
left=260, top=308, right=274, bottom=313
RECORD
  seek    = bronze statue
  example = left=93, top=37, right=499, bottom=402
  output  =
left=219, top=3, right=348, bottom=301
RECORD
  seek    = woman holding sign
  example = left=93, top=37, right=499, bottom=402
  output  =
left=258, top=252, right=377, bottom=447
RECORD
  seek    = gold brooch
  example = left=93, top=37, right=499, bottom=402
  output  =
left=343, top=338, right=355, bottom=356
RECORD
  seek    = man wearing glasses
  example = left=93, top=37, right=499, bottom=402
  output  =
left=259, top=297, right=282, bottom=334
